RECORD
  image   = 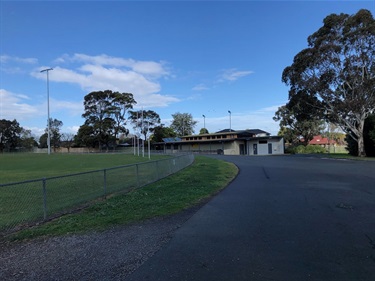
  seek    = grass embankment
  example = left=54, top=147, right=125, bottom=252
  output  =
left=8, top=156, right=238, bottom=241
left=0, top=153, right=167, bottom=184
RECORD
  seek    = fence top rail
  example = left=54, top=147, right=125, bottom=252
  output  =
left=0, top=153, right=193, bottom=187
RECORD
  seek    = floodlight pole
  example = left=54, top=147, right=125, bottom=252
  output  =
left=147, top=121, right=150, bottom=160
left=142, top=108, right=144, bottom=158
left=133, top=135, right=136, bottom=155
left=202, top=114, right=206, bottom=129
left=41, top=68, right=53, bottom=155
left=228, top=110, right=231, bottom=132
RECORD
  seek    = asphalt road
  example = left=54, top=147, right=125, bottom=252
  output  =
left=128, top=155, right=375, bottom=281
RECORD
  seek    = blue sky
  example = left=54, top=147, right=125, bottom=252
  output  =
left=1, top=0, right=374, bottom=138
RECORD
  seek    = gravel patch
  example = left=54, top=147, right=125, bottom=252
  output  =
left=0, top=207, right=198, bottom=281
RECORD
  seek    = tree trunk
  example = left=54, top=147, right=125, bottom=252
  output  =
left=357, top=119, right=366, bottom=157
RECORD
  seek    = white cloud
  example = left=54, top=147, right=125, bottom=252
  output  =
left=57, top=53, right=170, bottom=77
left=64, top=126, right=80, bottom=134
left=50, top=98, right=83, bottom=116
left=189, top=105, right=281, bottom=135
left=0, top=55, right=39, bottom=74
left=33, top=54, right=179, bottom=108
left=0, top=89, right=42, bottom=121
left=192, top=83, right=209, bottom=91
left=0, top=55, right=38, bottom=64
left=0, top=89, right=84, bottom=133
left=218, top=68, right=254, bottom=82
left=25, top=126, right=45, bottom=138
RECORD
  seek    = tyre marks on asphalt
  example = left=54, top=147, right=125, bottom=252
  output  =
left=262, top=167, right=270, bottom=179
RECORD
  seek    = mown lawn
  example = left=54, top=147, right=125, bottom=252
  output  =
left=0, top=153, right=169, bottom=232
left=0, top=153, right=167, bottom=184
left=7, top=156, right=238, bottom=241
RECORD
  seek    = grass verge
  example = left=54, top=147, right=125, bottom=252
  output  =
left=322, top=153, right=375, bottom=161
left=7, top=156, right=238, bottom=242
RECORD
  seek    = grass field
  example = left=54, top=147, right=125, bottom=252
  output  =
left=7, top=156, right=238, bottom=241
left=0, top=153, right=168, bottom=184
left=0, top=153, right=179, bottom=233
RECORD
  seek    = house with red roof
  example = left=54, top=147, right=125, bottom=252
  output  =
left=308, top=135, right=336, bottom=146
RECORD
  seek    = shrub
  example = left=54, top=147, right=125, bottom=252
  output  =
left=287, top=144, right=326, bottom=154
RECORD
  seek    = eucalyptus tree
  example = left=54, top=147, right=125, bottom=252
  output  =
left=39, top=118, right=63, bottom=151
left=49, top=118, right=63, bottom=151
left=19, top=128, right=37, bottom=150
left=81, top=90, right=136, bottom=149
left=151, top=125, right=177, bottom=143
left=170, top=112, right=198, bottom=136
left=0, top=119, right=22, bottom=152
left=111, top=92, right=136, bottom=139
left=128, top=109, right=161, bottom=140
left=199, top=128, right=209, bottom=135
left=282, top=9, right=375, bottom=156
left=61, top=132, right=75, bottom=153
left=273, top=94, right=325, bottom=145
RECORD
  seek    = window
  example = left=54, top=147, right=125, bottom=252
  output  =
left=259, top=140, right=268, bottom=144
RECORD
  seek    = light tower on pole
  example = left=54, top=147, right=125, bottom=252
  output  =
left=40, top=68, right=53, bottom=155
left=228, top=110, right=232, bottom=132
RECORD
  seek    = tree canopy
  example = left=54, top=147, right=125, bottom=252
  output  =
left=170, top=112, right=197, bottom=136
left=80, top=90, right=136, bottom=149
left=128, top=109, right=161, bottom=140
left=151, top=125, right=177, bottom=143
left=274, top=94, right=325, bottom=145
left=0, top=119, right=36, bottom=152
left=199, top=128, right=209, bottom=135
left=281, top=9, right=375, bottom=156
left=0, top=119, right=22, bottom=152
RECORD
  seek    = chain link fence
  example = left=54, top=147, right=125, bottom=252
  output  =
left=0, top=154, right=194, bottom=235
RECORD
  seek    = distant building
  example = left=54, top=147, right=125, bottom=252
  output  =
left=161, top=129, right=284, bottom=155
left=308, top=135, right=336, bottom=147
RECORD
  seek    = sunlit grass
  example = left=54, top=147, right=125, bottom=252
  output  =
left=8, top=156, right=238, bottom=241
left=0, top=153, right=167, bottom=184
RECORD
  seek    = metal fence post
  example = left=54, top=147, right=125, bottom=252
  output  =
left=103, top=169, right=107, bottom=198
left=156, top=160, right=160, bottom=180
left=42, top=178, right=47, bottom=220
left=136, top=164, right=140, bottom=188
left=1, top=154, right=195, bottom=234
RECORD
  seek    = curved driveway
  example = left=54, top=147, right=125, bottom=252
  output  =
left=128, top=155, right=375, bottom=281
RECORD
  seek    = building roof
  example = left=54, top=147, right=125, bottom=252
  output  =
left=215, top=128, right=269, bottom=135
left=183, top=129, right=270, bottom=138
left=309, top=135, right=336, bottom=145
left=160, top=129, right=274, bottom=144
left=162, top=137, right=182, bottom=143
left=215, top=129, right=237, bottom=133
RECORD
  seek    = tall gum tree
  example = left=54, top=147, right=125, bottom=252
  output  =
left=170, top=112, right=198, bottom=136
left=81, top=90, right=135, bottom=149
left=128, top=109, right=161, bottom=140
left=282, top=9, right=375, bottom=156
